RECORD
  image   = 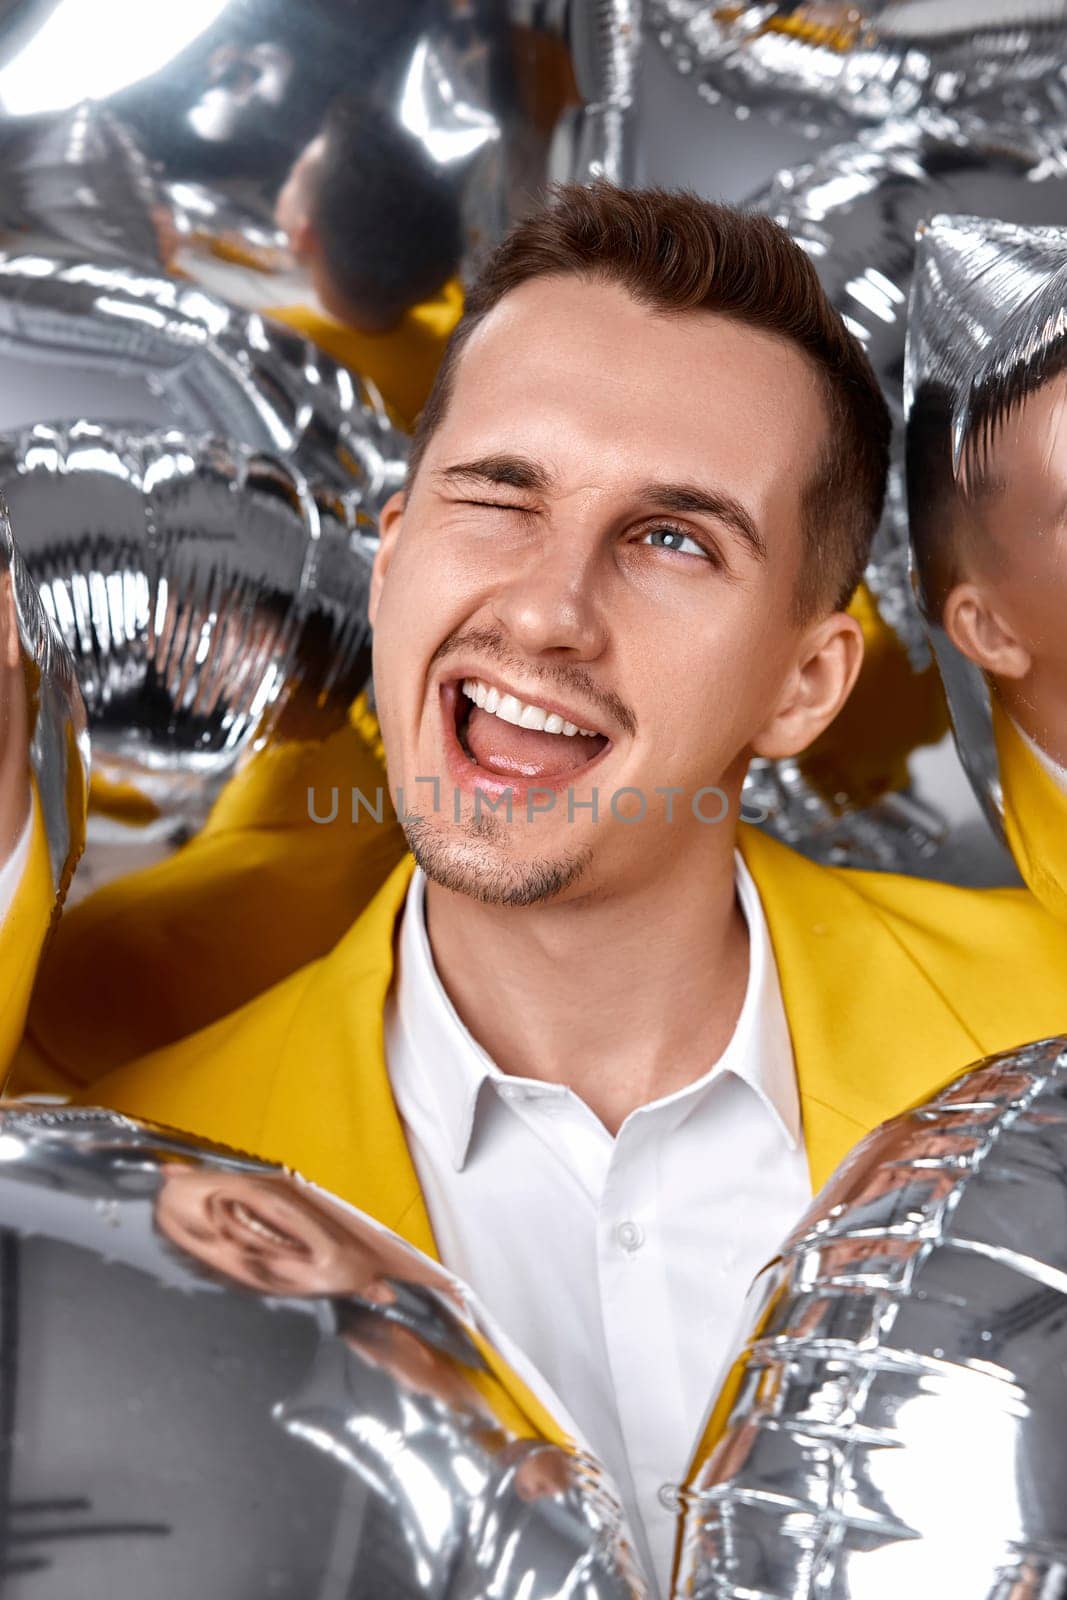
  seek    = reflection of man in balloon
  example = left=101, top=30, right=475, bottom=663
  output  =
left=269, top=96, right=464, bottom=430
left=909, top=365, right=1067, bottom=786
left=155, top=1165, right=464, bottom=1309
left=154, top=1161, right=640, bottom=1599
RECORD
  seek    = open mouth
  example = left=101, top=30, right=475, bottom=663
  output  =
left=216, top=1195, right=308, bottom=1255
left=447, top=675, right=612, bottom=787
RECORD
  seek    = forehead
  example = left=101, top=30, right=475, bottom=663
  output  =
left=963, top=376, right=1067, bottom=533
left=977, top=376, right=1067, bottom=473
left=436, top=276, right=827, bottom=500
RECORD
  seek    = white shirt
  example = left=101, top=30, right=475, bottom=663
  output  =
left=383, top=856, right=812, bottom=1598
left=0, top=801, right=32, bottom=928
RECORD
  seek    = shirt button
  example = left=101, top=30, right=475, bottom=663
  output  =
left=615, top=1220, right=644, bottom=1253
left=658, top=1483, right=681, bottom=1513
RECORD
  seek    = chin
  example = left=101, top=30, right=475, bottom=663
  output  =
left=403, top=812, right=593, bottom=908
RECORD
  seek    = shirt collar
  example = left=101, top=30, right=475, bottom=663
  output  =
left=391, top=865, right=503, bottom=1170
left=389, top=853, right=800, bottom=1171
left=724, top=850, right=802, bottom=1151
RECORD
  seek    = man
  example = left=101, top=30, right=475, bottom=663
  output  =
left=909, top=367, right=1067, bottom=786
left=269, top=96, right=465, bottom=429
left=908, top=353, right=1067, bottom=922
left=78, top=184, right=1067, bottom=1596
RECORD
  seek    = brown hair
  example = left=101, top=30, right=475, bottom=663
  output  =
left=407, top=181, right=890, bottom=618
left=905, top=380, right=960, bottom=621
left=907, top=339, right=1067, bottom=622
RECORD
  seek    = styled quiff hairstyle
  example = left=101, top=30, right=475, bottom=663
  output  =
left=908, top=340, right=1067, bottom=622
left=407, top=182, right=890, bottom=619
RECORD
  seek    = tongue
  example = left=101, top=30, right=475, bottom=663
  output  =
left=464, top=706, right=606, bottom=779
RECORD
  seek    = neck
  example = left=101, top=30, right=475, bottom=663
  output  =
left=311, top=263, right=403, bottom=334
left=422, top=833, right=749, bottom=1135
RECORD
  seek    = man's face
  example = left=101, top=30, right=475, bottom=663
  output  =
left=157, top=1167, right=414, bottom=1300
left=370, top=276, right=830, bottom=905
left=955, top=377, right=1067, bottom=691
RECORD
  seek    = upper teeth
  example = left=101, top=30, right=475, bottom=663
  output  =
left=230, top=1200, right=291, bottom=1247
left=461, top=678, right=599, bottom=738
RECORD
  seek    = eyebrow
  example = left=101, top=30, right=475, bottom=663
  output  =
left=434, top=456, right=767, bottom=562
left=434, top=454, right=553, bottom=494
left=635, top=480, right=767, bottom=563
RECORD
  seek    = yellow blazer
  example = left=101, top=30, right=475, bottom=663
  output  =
left=993, top=697, right=1067, bottom=925
left=265, top=277, right=464, bottom=431
left=74, top=826, right=1067, bottom=1229
left=16, top=698, right=405, bottom=1090
left=70, top=819, right=1067, bottom=1497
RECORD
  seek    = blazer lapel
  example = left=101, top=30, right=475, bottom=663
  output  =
left=738, top=825, right=985, bottom=1191
left=254, top=851, right=441, bottom=1256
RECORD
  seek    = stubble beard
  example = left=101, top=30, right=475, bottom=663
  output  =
left=402, top=806, right=594, bottom=908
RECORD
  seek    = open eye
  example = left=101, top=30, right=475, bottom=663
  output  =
left=642, top=524, right=714, bottom=561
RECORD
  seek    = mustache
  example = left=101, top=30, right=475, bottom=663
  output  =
left=429, top=626, right=637, bottom=739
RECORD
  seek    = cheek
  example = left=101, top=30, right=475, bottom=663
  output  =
left=630, top=613, right=796, bottom=777
left=369, top=534, right=488, bottom=737
left=1035, top=538, right=1067, bottom=599
left=999, top=554, right=1064, bottom=643
left=643, top=606, right=789, bottom=716
left=378, top=527, right=493, bottom=648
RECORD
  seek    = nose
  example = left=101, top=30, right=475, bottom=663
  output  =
left=490, top=537, right=609, bottom=662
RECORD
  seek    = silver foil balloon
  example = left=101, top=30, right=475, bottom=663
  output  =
left=552, top=0, right=643, bottom=185
left=0, top=502, right=86, bottom=1078
left=0, top=1104, right=646, bottom=1599
left=905, top=212, right=1067, bottom=917
left=0, top=420, right=373, bottom=830
left=677, top=1033, right=1067, bottom=1598
left=0, top=251, right=408, bottom=515
left=0, top=2, right=640, bottom=285
left=649, top=0, right=1067, bottom=132
left=0, top=100, right=166, bottom=269
left=758, top=114, right=1067, bottom=671
left=0, top=4, right=490, bottom=279
left=0, top=496, right=87, bottom=892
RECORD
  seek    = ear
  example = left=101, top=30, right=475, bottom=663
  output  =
left=368, top=490, right=406, bottom=628
left=290, top=215, right=317, bottom=262
left=750, top=610, right=865, bottom=760
left=943, top=580, right=1031, bottom=680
